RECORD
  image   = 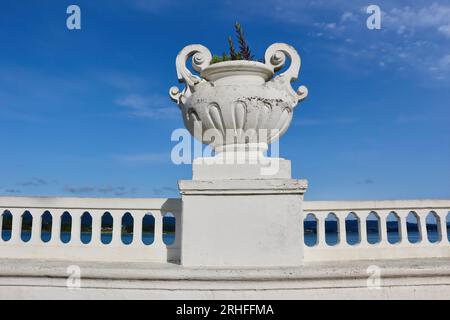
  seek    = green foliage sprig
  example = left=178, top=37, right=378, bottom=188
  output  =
left=235, top=22, right=253, bottom=60
left=211, top=22, right=257, bottom=64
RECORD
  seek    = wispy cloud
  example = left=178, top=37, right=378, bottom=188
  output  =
left=438, top=24, right=450, bottom=38
left=341, top=11, right=357, bottom=23
left=1, top=178, right=52, bottom=195
left=153, top=186, right=178, bottom=196
left=4, top=189, right=21, bottom=194
left=94, top=71, right=151, bottom=92
left=98, top=186, right=138, bottom=196
left=295, top=117, right=357, bottom=127
left=115, top=93, right=178, bottom=119
left=383, top=3, right=450, bottom=36
left=131, top=0, right=180, bottom=13
left=230, top=1, right=450, bottom=83
left=64, top=186, right=95, bottom=194
left=357, top=179, right=375, bottom=185
left=395, top=110, right=450, bottom=124
left=113, top=152, right=170, bottom=165
left=0, top=65, right=95, bottom=123
left=64, top=185, right=138, bottom=196
left=17, top=178, right=48, bottom=187
left=336, top=3, right=450, bottom=81
left=396, top=114, right=430, bottom=124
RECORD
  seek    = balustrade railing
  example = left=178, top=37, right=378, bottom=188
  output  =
left=1, top=197, right=450, bottom=264
left=302, top=200, right=450, bottom=262
left=0, top=197, right=181, bottom=263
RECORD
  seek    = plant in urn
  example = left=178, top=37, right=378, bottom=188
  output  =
left=170, top=26, right=308, bottom=178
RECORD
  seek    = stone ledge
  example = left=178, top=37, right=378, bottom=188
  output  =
left=2, top=258, right=450, bottom=299
left=1, top=258, right=450, bottom=281
left=178, top=179, right=308, bottom=195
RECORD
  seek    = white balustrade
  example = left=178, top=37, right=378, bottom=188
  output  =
left=1, top=197, right=449, bottom=265
left=0, top=197, right=182, bottom=263
left=303, top=200, right=450, bottom=262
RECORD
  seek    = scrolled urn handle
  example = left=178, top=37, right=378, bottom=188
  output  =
left=169, top=44, right=212, bottom=106
left=264, top=43, right=308, bottom=103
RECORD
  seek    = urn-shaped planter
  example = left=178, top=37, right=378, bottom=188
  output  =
left=170, top=43, right=308, bottom=155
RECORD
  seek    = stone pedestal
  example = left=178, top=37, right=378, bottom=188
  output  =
left=171, top=42, right=310, bottom=267
left=179, top=158, right=307, bottom=267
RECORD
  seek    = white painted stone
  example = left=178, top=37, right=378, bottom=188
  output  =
left=170, top=42, right=310, bottom=267
left=1, top=197, right=449, bottom=265
left=1, top=258, right=450, bottom=299
left=0, top=197, right=182, bottom=263
left=302, top=199, right=450, bottom=263
left=179, top=178, right=307, bottom=267
left=169, top=43, right=308, bottom=152
left=192, top=157, right=292, bottom=180
left=0, top=197, right=449, bottom=298
left=0, top=39, right=447, bottom=299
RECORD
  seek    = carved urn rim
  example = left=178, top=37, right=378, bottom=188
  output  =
left=170, top=43, right=309, bottom=107
left=200, top=60, right=274, bottom=82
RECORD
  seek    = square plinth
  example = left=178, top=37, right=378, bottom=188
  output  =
left=178, top=179, right=308, bottom=267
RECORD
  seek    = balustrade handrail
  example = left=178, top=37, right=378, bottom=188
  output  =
left=3, top=197, right=449, bottom=212
left=0, top=196, right=181, bottom=211
left=303, top=199, right=450, bottom=212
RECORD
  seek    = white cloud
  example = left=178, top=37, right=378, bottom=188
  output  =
left=438, top=24, right=450, bottom=37
left=132, top=0, right=175, bottom=13
left=95, top=71, right=150, bottom=92
left=325, top=3, right=450, bottom=82
left=64, top=185, right=137, bottom=196
left=153, top=186, right=178, bottom=196
left=187, top=0, right=450, bottom=83
left=439, top=54, right=450, bottom=68
left=113, top=152, right=170, bottom=164
left=341, top=12, right=355, bottom=22
left=295, top=117, right=356, bottom=127
left=384, top=3, right=450, bottom=34
left=115, top=93, right=178, bottom=119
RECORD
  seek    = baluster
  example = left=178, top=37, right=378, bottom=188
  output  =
left=419, top=210, right=429, bottom=244
left=133, top=211, right=145, bottom=246
left=30, top=210, right=41, bottom=244
left=378, top=211, right=389, bottom=245
left=398, top=210, right=409, bottom=245
left=437, top=210, right=448, bottom=243
left=10, top=209, right=22, bottom=244
left=70, top=210, right=82, bottom=245
left=173, top=210, right=182, bottom=248
left=153, top=210, right=164, bottom=247
left=90, top=210, right=102, bottom=245
left=0, top=209, right=3, bottom=242
left=338, top=211, right=347, bottom=246
left=111, top=211, right=123, bottom=245
left=359, top=212, right=368, bottom=245
left=317, top=213, right=327, bottom=246
left=51, top=211, right=61, bottom=244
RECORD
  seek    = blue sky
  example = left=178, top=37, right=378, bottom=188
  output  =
left=0, top=0, right=449, bottom=200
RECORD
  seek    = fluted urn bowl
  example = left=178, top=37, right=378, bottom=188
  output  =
left=170, top=43, right=308, bottom=153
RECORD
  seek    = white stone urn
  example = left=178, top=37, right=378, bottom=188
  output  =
left=169, top=43, right=308, bottom=156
